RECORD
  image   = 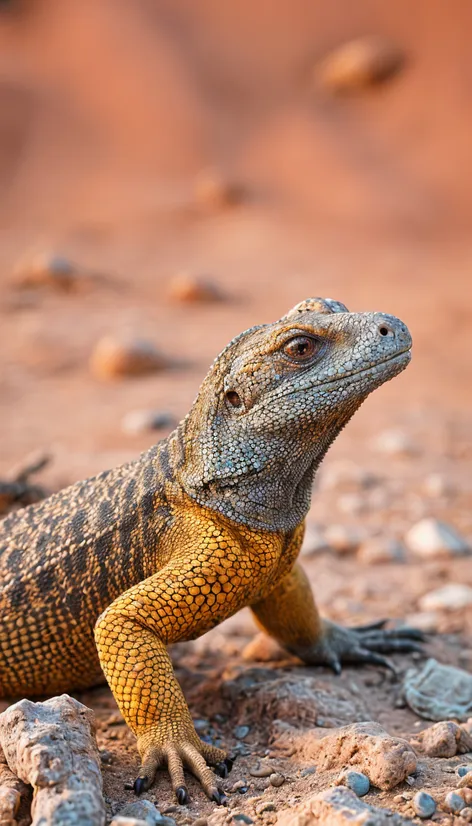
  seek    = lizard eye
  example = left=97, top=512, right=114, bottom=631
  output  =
left=283, top=335, right=321, bottom=362
left=225, top=390, right=242, bottom=408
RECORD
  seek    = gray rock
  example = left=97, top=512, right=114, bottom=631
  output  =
left=234, top=725, right=250, bottom=740
left=336, top=770, right=370, bottom=796
left=0, top=694, right=105, bottom=826
left=404, top=659, right=472, bottom=721
left=444, top=791, right=465, bottom=813
left=458, top=766, right=472, bottom=777
left=412, top=791, right=436, bottom=818
left=419, top=584, right=472, bottom=611
left=277, top=786, right=414, bottom=825
left=269, top=773, right=285, bottom=787
left=405, top=518, right=470, bottom=559
left=116, top=801, right=163, bottom=825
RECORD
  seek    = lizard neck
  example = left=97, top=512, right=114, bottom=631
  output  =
left=175, top=416, right=340, bottom=533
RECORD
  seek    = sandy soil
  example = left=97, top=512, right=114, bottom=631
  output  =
left=0, top=2, right=471, bottom=823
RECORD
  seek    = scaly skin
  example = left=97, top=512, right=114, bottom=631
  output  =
left=0, top=297, right=421, bottom=804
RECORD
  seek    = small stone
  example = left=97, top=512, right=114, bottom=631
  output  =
left=90, top=336, right=167, bottom=379
left=404, top=611, right=440, bottom=634
left=324, top=524, right=362, bottom=555
left=316, top=36, right=404, bottom=93
left=194, top=168, right=244, bottom=209
left=269, top=773, right=284, bottom=787
left=232, top=815, right=254, bottom=824
left=234, top=725, right=250, bottom=740
left=336, top=770, right=370, bottom=797
left=406, top=519, right=470, bottom=559
left=444, top=791, right=465, bottom=813
left=100, top=749, right=112, bottom=764
left=358, top=537, right=406, bottom=565
left=300, top=767, right=316, bottom=777
left=460, top=807, right=472, bottom=822
left=121, top=410, right=175, bottom=436
left=116, top=801, right=163, bottom=825
left=370, top=429, right=416, bottom=456
left=167, top=272, right=222, bottom=304
left=230, top=780, right=248, bottom=794
left=412, top=791, right=436, bottom=818
left=249, top=762, right=273, bottom=778
left=300, top=523, right=330, bottom=557
left=255, top=801, right=276, bottom=814
left=423, top=473, right=452, bottom=498
left=458, top=767, right=472, bottom=777
left=12, top=252, right=80, bottom=291
left=419, top=584, right=472, bottom=612
left=416, top=721, right=472, bottom=757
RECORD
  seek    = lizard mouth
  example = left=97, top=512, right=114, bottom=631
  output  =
left=317, top=346, right=412, bottom=389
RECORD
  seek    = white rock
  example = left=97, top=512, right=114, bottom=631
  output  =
left=358, top=537, right=406, bottom=565
left=419, top=585, right=472, bottom=612
left=371, top=429, right=417, bottom=457
left=423, top=473, right=452, bottom=498
left=300, top=523, right=330, bottom=557
left=405, top=518, right=470, bottom=558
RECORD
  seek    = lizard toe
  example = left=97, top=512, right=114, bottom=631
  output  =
left=133, top=776, right=151, bottom=796
left=176, top=786, right=189, bottom=805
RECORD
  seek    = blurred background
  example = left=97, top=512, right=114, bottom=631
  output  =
left=0, top=0, right=471, bottom=618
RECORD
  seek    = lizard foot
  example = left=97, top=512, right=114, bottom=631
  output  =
left=291, top=619, right=425, bottom=676
left=134, top=726, right=229, bottom=804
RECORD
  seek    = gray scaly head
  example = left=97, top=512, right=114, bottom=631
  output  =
left=179, top=298, right=412, bottom=531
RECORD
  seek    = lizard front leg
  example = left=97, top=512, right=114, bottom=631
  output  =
left=94, top=521, right=252, bottom=804
left=250, top=561, right=424, bottom=673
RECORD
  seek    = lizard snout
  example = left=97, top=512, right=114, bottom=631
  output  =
left=373, top=313, right=412, bottom=354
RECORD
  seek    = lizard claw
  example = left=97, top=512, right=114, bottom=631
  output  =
left=211, top=790, right=227, bottom=806
left=176, top=786, right=189, bottom=805
left=133, top=776, right=150, bottom=796
left=292, top=619, right=425, bottom=674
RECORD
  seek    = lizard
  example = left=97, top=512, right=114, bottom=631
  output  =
left=0, top=297, right=422, bottom=805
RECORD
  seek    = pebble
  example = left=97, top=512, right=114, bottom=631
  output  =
left=315, top=36, right=404, bottom=93
left=458, top=767, right=472, bottom=778
left=300, top=767, right=316, bottom=777
left=357, top=537, right=406, bottom=565
left=444, top=791, right=465, bottom=813
left=255, top=801, right=276, bottom=814
left=324, top=524, right=362, bottom=554
left=336, top=770, right=370, bottom=797
left=12, top=252, right=80, bottom=291
left=269, top=773, right=285, bottom=787
left=194, top=168, right=244, bottom=209
left=460, top=808, right=472, bottom=822
left=406, top=518, right=470, bottom=559
left=412, top=791, right=436, bottom=818
left=114, top=800, right=166, bottom=825
left=90, top=336, right=167, bottom=379
left=371, top=428, right=417, bottom=456
left=99, top=749, right=112, bottom=764
left=234, top=726, right=250, bottom=740
left=230, top=781, right=248, bottom=794
left=249, top=762, right=273, bottom=778
left=167, top=272, right=221, bottom=303
left=419, top=584, right=472, bottom=612
left=232, top=815, right=254, bottom=824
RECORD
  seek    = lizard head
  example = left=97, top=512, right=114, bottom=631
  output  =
left=180, top=298, right=412, bottom=530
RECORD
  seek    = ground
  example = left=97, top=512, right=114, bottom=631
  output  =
left=0, top=2, right=471, bottom=823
